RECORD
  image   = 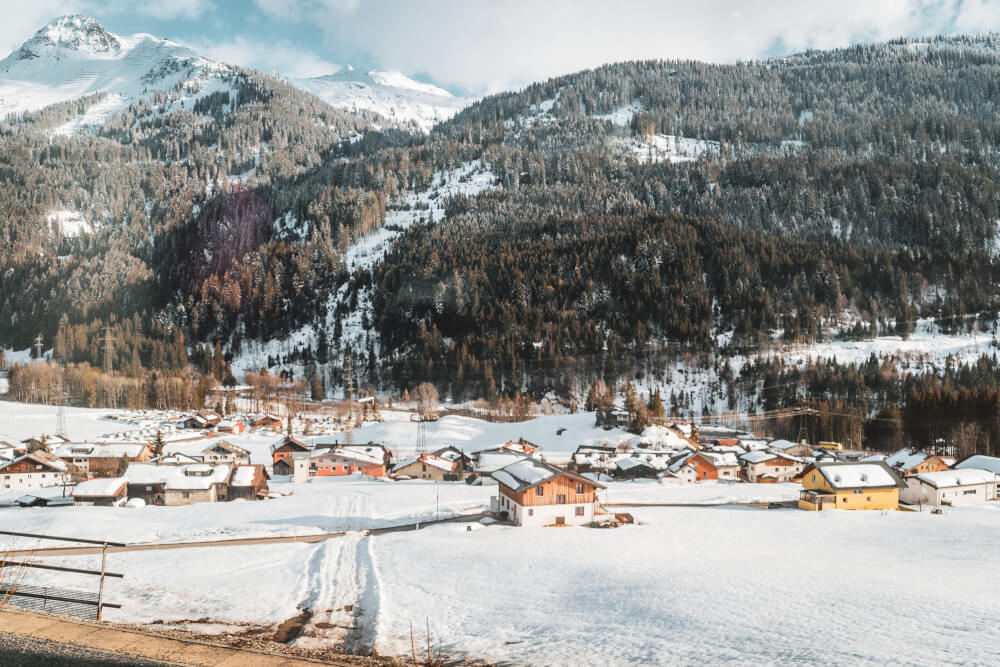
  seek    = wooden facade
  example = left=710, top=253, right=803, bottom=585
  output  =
left=498, top=473, right=598, bottom=507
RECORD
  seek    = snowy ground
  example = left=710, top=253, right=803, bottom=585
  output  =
left=5, top=486, right=997, bottom=665
left=0, top=400, right=147, bottom=443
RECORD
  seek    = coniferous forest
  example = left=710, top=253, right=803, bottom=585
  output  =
left=4, top=33, right=1000, bottom=453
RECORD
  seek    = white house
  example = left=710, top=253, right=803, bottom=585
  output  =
left=202, top=440, right=251, bottom=465
left=900, top=469, right=998, bottom=506
left=0, top=451, right=75, bottom=491
left=491, top=459, right=604, bottom=527
left=740, top=451, right=806, bottom=482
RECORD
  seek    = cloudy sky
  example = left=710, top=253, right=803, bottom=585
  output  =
left=4, top=0, right=1000, bottom=95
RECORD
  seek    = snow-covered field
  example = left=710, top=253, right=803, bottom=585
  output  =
left=5, top=484, right=997, bottom=665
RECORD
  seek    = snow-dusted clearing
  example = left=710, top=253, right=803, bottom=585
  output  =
left=45, top=209, right=92, bottom=236
left=612, top=133, right=719, bottom=164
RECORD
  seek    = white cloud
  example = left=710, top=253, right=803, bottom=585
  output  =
left=248, top=0, right=1000, bottom=94
left=195, top=36, right=339, bottom=79
left=137, top=0, right=214, bottom=21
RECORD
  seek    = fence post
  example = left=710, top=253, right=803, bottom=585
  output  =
left=97, top=543, right=108, bottom=621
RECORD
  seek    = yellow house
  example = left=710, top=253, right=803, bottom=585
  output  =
left=799, top=461, right=904, bottom=510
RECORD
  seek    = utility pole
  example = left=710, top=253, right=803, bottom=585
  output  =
left=56, top=380, right=68, bottom=440
left=34, top=333, right=44, bottom=360
left=343, top=352, right=355, bottom=444
left=101, top=326, right=114, bottom=374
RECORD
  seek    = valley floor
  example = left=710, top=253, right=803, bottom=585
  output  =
left=3, top=476, right=997, bottom=666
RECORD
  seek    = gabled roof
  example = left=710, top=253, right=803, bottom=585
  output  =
left=313, top=443, right=386, bottom=465
left=814, top=461, right=905, bottom=490
left=0, top=450, right=71, bottom=473
left=884, top=448, right=928, bottom=471
left=272, top=436, right=309, bottom=452
left=954, top=455, right=1000, bottom=474
left=693, top=451, right=739, bottom=468
left=149, top=452, right=203, bottom=465
left=393, top=452, right=456, bottom=473
left=123, top=463, right=233, bottom=490
left=231, top=464, right=268, bottom=487
left=54, top=443, right=148, bottom=459
left=203, top=440, right=250, bottom=456
left=913, top=468, right=997, bottom=489
left=492, top=459, right=604, bottom=493
left=72, top=477, right=127, bottom=498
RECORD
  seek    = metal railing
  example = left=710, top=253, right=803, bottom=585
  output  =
left=0, top=530, right=125, bottom=621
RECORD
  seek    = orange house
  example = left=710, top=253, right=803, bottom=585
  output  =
left=271, top=436, right=309, bottom=466
left=310, top=444, right=389, bottom=478
left=684, top=452, right=740, bottom=481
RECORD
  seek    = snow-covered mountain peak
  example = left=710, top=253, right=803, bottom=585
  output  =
left=294, top=67, right=472, bottom=133
left=0, top=16, right=234, bottom=131
left=16, top=15, right=121, bottom=60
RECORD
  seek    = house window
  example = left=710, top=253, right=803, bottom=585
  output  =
left=853, top=489, right=862, bottom=494
left=841, top=497, right=846, bottom=503
left=812, top=474, right=817, bottom=482
left=536, top=486, right=544, bottom=496
left=575, top=484, right=584, bottom=494
left=575, top=506, right=585, bottom=516
left=963, top=489, right=977, bottom=495
left=866, top=496, right=871, bottom=502
left=556, top=494, right=567, bottom=504
left=528, top=508, right=533, bottom=516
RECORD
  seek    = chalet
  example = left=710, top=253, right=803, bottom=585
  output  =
left=228, top=464, right=270, bottom=500
left=500, top=439, right=540, bottom=456
left=184, top=410, right=222, bottom=429
left=767, top=439, right=815, bottom=458
left=798, top=461, right=905, bottom=510
left=202, top=440, right=251, bottom=465
left=0, top=451, right=76, bottom=491
left=491, top=459, right=605, bottom=526
left=901, top=469, right=997, bottom=506
left=216, top=420, right=245, bottom=435
left=71, top=477, right=128, bottom=506
left=391, top=452, right=460, bottom=481
left=681, top=452, right=740, bottom=482
left=432, top=446, right=472, bottom=473
left=123, top=463, right=233, bottom=506
left=614, top=457, right=659, bottom=480
left=310, top=443, right=389, bottom=477
left=271, top=436, right=310, bottom=468
left=740, top=451, right=806, bottom=483
left=53, top=443, right=152, bottom=475
left=570, top=445, right=620, bottom=474
left=881, top=448, right=955, bottom=476
left=251, top=414, right=283, bottom=429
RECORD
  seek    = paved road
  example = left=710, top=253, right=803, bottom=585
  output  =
left=8, top=513, right=489, bottom=558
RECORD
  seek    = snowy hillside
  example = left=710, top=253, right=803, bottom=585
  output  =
left=0, top=15, right=233, bottom=129
left=293, top=66, right=473, bottom=133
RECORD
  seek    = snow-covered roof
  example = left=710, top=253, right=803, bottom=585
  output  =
left=815, top=462, right=904, bottom=489
left=474, top=451, right=529, bottom=472
left=914, top=469, right=998, bottom=489
left=1, top=450, right=70, bottom=473
left=493, top=459, right=557, bottom=491
left=393, top=453, right=455, bottom=473
left=885, top=448, right=928, bottom=471
left=616, top=457, right=656, bottom=471
left=123, top=463, right=232, bottom=490
left=697, top=452, right=739, bottom=468
left=668, top=451, right=696, bottom=473
left=954, top=455, right=1000, bottom=474
left=54, top=442, right=146, bottom=458
left=741, top=451, right=777, bottom=464
left=739, top=439, right=770, bottom=451
left=150, top=452, right=203, bottom=465
left=313, top=444, right=385, bottom=465
left=711, top=445, right=746, bottom=456
left=72, top=477, right=127, bottom=497
left=768, top=439, right=799, bottom=451
left=230, top=465, right=260, bottom=487
left=202, top=440, right=249, bottom=456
